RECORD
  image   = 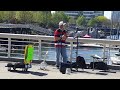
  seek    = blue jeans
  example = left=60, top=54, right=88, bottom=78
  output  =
left=56, top=46, right=68, bottom=66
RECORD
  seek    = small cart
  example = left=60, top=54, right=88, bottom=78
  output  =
left=5, top=45, right=34, bottom=72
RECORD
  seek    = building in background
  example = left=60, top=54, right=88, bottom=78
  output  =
left=111, top=11, right=120, bottom=22
left=94, top=11, right=104, bottom=17
left=64, top=11, right=104, bottom=20
left=64, top=11, right=81, bottom=19
left=82, top=11, right=95, bottom=20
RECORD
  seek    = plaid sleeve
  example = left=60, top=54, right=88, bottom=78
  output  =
left=63, top=30, right=67, bottom=36
left=54, top=30, right=60, bottom=37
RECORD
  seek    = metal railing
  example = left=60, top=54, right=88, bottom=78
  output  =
left=0, top=33, right=120, bottom=63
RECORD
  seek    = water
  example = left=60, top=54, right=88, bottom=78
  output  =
left=9, top=46, right=119, bottom=64
left=34, top=46, right=119, bottom=64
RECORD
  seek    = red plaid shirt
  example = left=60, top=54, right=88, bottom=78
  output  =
left=54, top=29, right=67, bottom=47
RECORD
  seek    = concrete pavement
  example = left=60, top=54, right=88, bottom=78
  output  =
left=0, top=61, right=120, bottom=79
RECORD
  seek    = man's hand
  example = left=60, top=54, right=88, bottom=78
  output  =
left=62, top=35, right=67, bottom=40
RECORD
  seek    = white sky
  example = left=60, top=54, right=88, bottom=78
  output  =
left=104, top=11, right=111, bottom=19
left=51, top=11, right=112, bottom=19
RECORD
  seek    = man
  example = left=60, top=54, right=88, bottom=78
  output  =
left=54, top=21, right=68, bottom=68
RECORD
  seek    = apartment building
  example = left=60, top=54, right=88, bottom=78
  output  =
left=64, top=11, right=81, bottom=19
left=64, top=11, right=104, bottom=20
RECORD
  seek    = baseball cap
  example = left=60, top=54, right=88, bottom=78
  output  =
left=59, top=21, right=66, bottom=26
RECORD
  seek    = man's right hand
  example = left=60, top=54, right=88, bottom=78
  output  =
left=54, top=36, right=62, bottom=41
left=62, top=35, right=67, bottom=40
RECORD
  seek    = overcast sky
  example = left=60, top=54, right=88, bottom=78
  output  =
left=104, top=11, right=111, bottom=19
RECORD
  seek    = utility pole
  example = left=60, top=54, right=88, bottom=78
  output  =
left=117, top=22, right=119, bottom=39
left=110, top=18, right=112, bottom=39
left=118, top=17, right=120, bottom=40
left=118, top=23, right=120, bottom=39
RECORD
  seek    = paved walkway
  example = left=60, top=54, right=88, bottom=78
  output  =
left=1, top=61, right=120, bottom=79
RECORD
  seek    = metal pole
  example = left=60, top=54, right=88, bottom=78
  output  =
left=110, top=19, right=112, bottom=39
left=70, top=41, right=73, bottom=63
left=38, top=40, right=41, bottom=61
left=8, top=38, right=11, bottom=58
left=117, top=23, right=119, bottom=40
left=108, top=44, right=111, bottom=65
left=92, top=57, right=94, bottom=71
left=118, top=23, right=120, bottom=39
left=76, top=28, right=78, bottom=58
left=76, top=36, right=78, bottom=57
left=75, top=27, right=78, bottom=58
left=103, top=44, right=106, bottom=62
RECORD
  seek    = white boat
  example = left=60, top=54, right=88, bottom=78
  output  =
left=111, top=53, right=120, bottom=64
left=67, top=43, right=103, bottom=48
left=80, top=43, right=103, bottom=48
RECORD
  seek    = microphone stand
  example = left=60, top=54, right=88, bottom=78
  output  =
left=72, top=27, right=79, bottom=72
left=75, top=27, right=78, bottom=58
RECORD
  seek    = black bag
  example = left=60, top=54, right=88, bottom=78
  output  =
left=74, top=56, right=86, bottom=69
left=59, top=62, right=71, bottom=74
left=89, top=62, right=108, bottom=70
left=6, top=63, right=14, bottom=67
left=14, top=63, right=25, bottom=68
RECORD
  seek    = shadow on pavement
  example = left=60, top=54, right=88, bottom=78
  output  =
left=71, top=69, right=108, bottom=75
left=9, top=70, right=48, bottom=76
left=99, top=70, right=116, bottom=73
left=30, top=71, right=48, bottom=76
